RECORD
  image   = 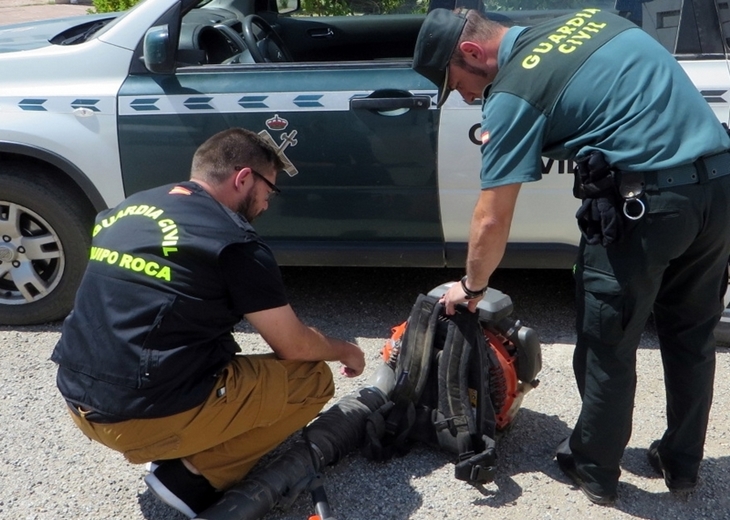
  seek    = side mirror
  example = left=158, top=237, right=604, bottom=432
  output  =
left=277, top=0, right=300, bottom=14
left=143, top=25, right=175, bottom=74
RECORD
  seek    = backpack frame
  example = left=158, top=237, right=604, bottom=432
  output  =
left=364, top=285, right=542, bottom=484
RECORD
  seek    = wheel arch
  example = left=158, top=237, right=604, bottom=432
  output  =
left=0, top=151, right=101, bottom=325
left=0, top=141, right=108, bottom=215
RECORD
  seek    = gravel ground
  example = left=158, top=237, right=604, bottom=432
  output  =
left=2, top=266, right=729, bottom=520
left=1, top=4, right=728, bottom=519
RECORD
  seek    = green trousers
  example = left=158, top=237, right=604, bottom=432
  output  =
left=569, top=173, right=730, bottom=493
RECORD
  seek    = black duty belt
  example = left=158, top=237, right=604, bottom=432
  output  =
left=573, top=149, right=730, bottom=247
left=641, top=150, right=730, bottom=189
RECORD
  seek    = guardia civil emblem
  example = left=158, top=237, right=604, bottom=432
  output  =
left=259, top=115, right=298, bottom=176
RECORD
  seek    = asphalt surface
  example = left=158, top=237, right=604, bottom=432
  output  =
left=2, top=266, right=730, bottom=520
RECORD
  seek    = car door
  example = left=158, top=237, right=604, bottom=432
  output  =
left=116, top=1, right=444, bottom=267
left=437, top=0, right=730, bottom=268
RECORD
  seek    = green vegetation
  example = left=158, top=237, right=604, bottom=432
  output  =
left=90, top=0, right=602, bottom=18
left=483, top=0, right=592, bottom=9
left=91, top=0, right=140, bottom=13
left=293, top=0, right=608, bottom=15
left=296, top=0, right=428, bottom=15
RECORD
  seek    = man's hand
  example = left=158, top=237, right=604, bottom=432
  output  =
left=440, top=281, right=483, bottom=315
left=338, top=341, right=365, bottom=377
left=246, top=305, right=366, bottom=377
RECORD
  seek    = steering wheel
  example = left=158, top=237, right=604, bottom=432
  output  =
left=213, top=23, right=248, bottom=63
left=242, top=14, right=293, bottom=63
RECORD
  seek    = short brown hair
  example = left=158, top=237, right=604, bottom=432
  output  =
left=451, top=10, right=505, bottom=69
left=190, top=128, right=285, bottom=184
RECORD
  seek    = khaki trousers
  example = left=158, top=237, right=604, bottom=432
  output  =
left=68, top=354, right=334, bottom=489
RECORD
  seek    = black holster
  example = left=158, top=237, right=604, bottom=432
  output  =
left=573, top=151, right=623, bottom=246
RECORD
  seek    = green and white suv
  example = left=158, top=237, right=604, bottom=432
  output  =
left=0, top=0, right=728, bottom=338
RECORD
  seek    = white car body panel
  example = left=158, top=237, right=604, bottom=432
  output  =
left=679, top=60, right=730, bottom=124
left=0, top=39, right=135, bottom=208
left=438, top=96, right=582, bottom=246
left=0, top=0, right=178, bottom=209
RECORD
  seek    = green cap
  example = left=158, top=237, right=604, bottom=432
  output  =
left=412, top=9, right=468, bottom=108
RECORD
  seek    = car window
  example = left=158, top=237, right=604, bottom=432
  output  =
left=284, top=0, right=716, bottom=57
left=716, top=0, right=730, bottom=55
left=175, top=0, right=723, bottom=68
left=477, top=0, right=723, bottom=57
left=292, top=0, right=427, bottom=15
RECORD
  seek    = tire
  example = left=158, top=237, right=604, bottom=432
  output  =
left=0, top=168, right=94, bottom=325
left=715, top=261, right=730, bottom=347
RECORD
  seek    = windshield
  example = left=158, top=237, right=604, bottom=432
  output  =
left=89, top=0, right=150, bottom=40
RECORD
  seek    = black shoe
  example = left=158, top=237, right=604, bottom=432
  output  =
left=556, top=440, right=617, bottom=506
left=647, top=440, right=698, bottom=494
left=144, top=459, right=222, bottom=518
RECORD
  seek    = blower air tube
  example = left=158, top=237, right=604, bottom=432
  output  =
left=196, top=365, right=394, bottom=520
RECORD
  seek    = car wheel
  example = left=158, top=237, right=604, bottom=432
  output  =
left=715, top=262, right=730, bottom=346
left=0, top=170, right=93, bottom=325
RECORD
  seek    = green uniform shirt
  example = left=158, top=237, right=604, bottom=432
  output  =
left=479, top=9, right=730, bottom=189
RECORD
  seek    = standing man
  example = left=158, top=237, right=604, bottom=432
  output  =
left=412, top=8, right=730, bottom=505
left=51, top=128, right=365, bottom=518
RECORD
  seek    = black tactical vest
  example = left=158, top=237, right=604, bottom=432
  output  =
left=53, top=182, right=266, bottom=420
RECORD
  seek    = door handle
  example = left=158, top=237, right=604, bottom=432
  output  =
left=350, top=95, right=432, bottom=111
left=307, top=27, right=334, bottom=39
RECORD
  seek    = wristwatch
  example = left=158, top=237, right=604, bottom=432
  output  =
left=460, top=275, right=487, bottom=300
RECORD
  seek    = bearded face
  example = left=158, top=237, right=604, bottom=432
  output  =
left=236, top=191, right=260, bottom=222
